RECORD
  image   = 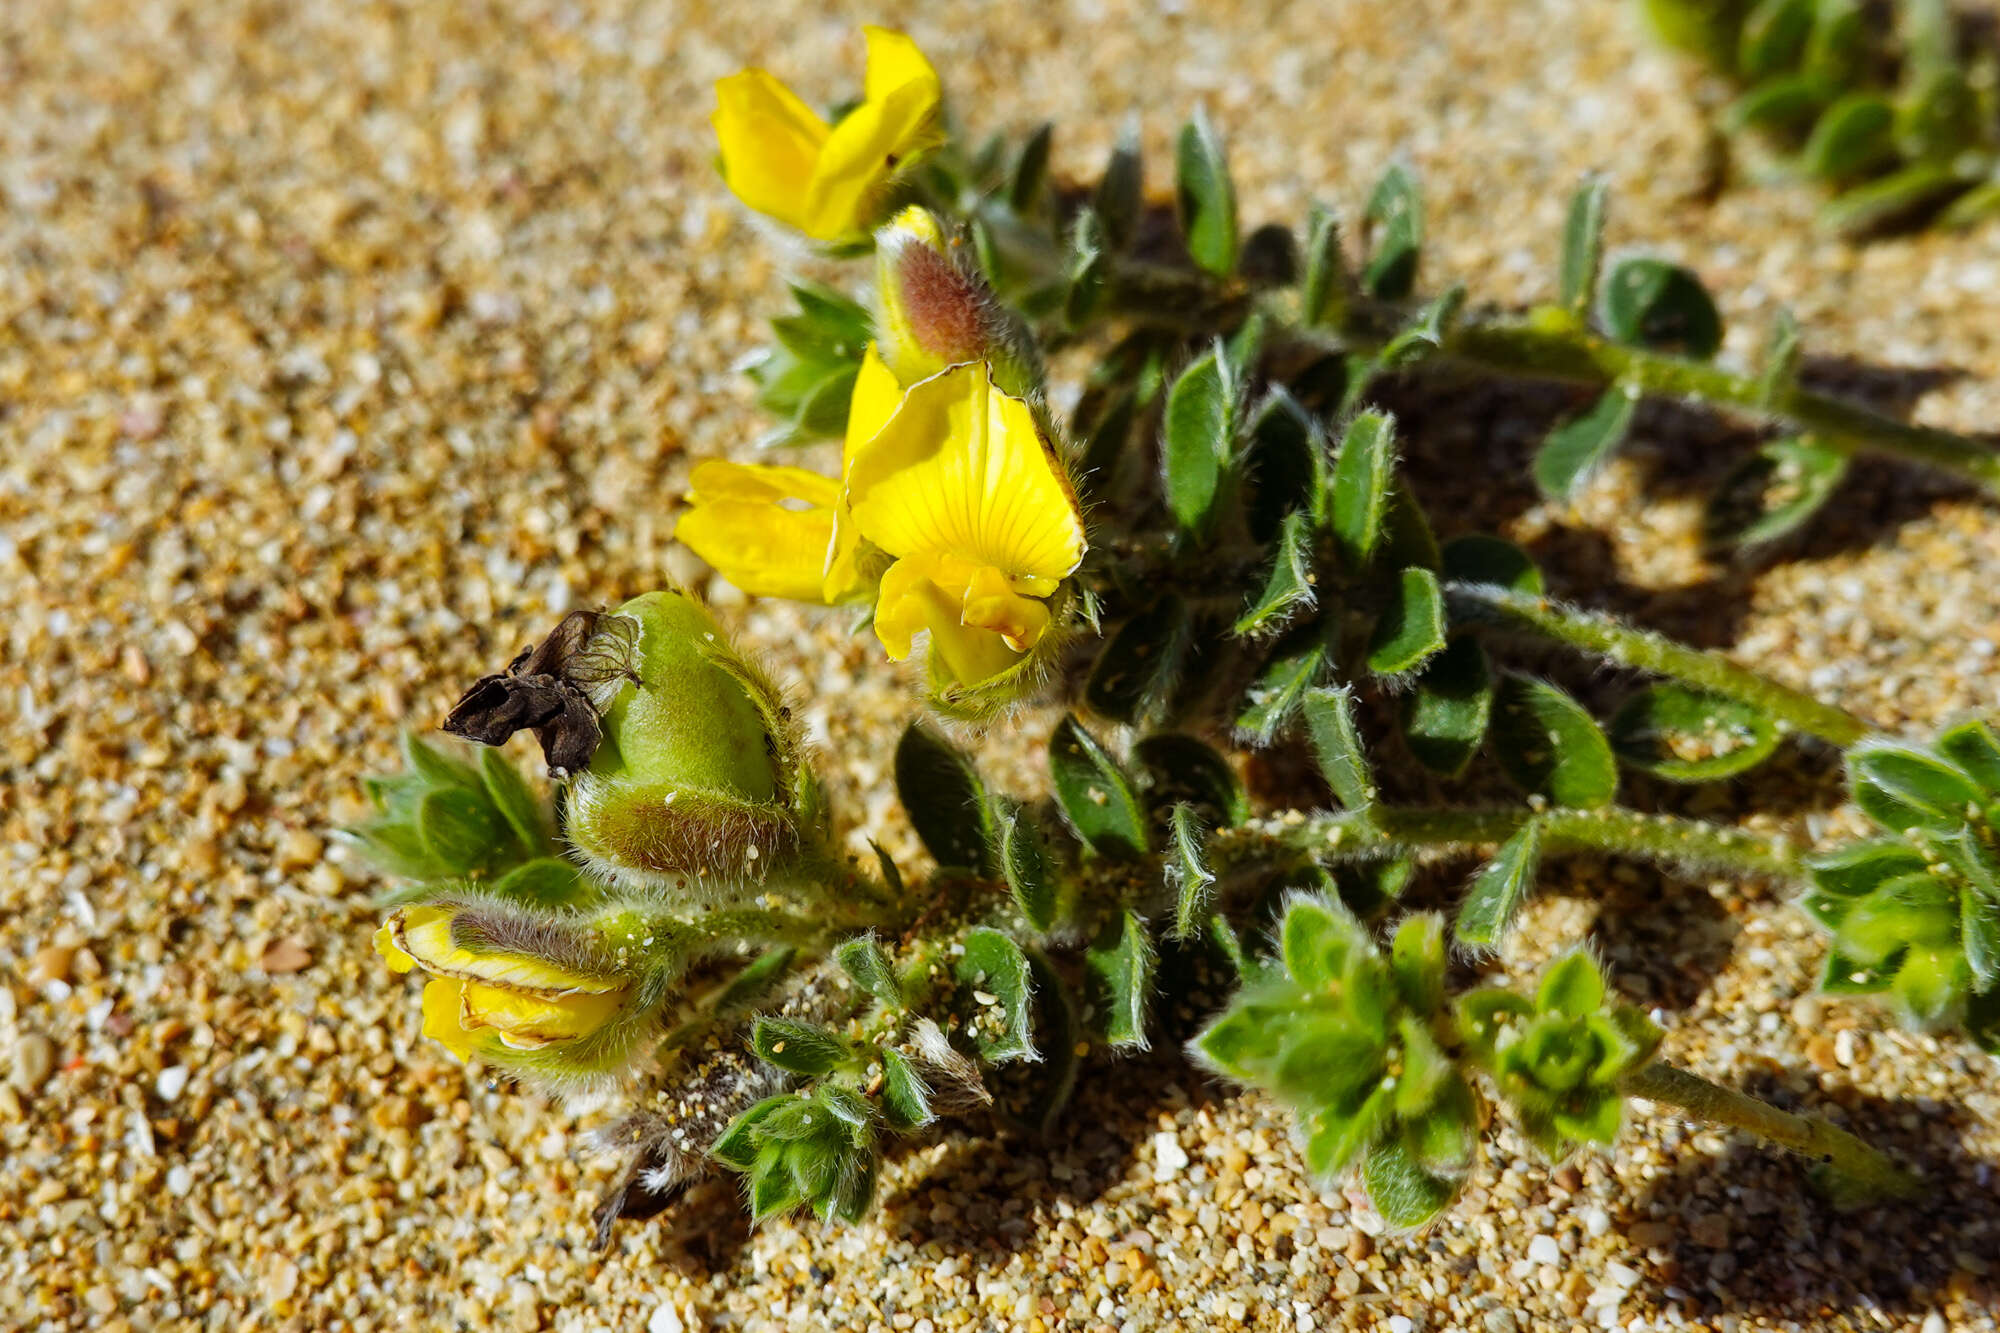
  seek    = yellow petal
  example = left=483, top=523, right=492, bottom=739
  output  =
left=712, top=69, right=829, bottom=233
left=680, top=461, right=844, bottom=603
left=846, top=363, right=1085, bottom=581
left=873, top=553, right=1026, bottom=686
left=803, top=51, right=941, bottom=239
left=374, top=919, right=417, bottom=974
left=390, top=907, right=621, bottom=996
left=420, top=976, right=484, bottom=1061
left=962, top=565, right=1052, bottom=652
left=860, top=26, right=939, bottom=106
left=823, top=345, right=907, bottom=603
left=460, top=981, right=626, bottom=1049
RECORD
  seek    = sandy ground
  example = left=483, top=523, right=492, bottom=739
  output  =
left=4, top=0, right=2000, bottom=1329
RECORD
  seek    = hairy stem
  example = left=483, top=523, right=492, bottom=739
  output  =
left=1443, top=580, right=1875, bottom=746
left=1214, top=804, right=1800, bottom=881
left=1622, top=1061, right=1922, bottom=1202
left=1446, top=314, right=2000, bottom=493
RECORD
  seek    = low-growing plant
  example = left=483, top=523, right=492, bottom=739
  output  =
left=344, top=25, right=2000, bottom=1240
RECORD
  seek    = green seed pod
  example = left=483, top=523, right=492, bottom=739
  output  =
left=566, top=590, right=820, bottom=893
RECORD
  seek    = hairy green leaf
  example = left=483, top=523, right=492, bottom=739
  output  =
left=1401, top=636, right=1495, bottom=776
left=1176, top=107, right=1238, bottom=278
left=1303, top=685, right=1375, bottom=811
left=997, top=802, right=1059, bottom=932
left=1366, top=567, right=1447, bottom=676
left=957, top=928, right=1038, bottom=1063
left=1086, top=910, right=1157, bottom=1050
left=1454, top=821, right=1543, bottom=949
left=895, top=723, right=995, bottom=874
left=1491, top=675, right=1619, bottom=808
left=1050, top=715, right=1149, bottom=859
left=1607, top=683, right=1782, bottom=781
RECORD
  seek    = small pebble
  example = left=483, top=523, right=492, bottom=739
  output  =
left=260, top=938, right=313, bottom=974
left=1527, top=1234, right=1562, bottom=1267
left=1151, top=1131, right=1189, bottom=1178
left=156, top=1065, right=190, bottom=1101
left=10, top=1032, right=55, bottom=1093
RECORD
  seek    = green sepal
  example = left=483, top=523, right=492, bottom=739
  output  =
left=1304, top=1084, right=1394, bottom=1178
left=1272, top=1017, right=1387, bottom=1108
left=1085, top=910, right=1157, bottom=1050
left=1800, top=840, right=1929, bottom=930
left=1738, top=0, right=1813, bottom=79
left=956, top=927, right=1038, bottom=1063
left=708, top=946, right=798, bottom=1018
left=747, top=1159, right=803, bottom=1222
left=1049, top=714, right=1149, bottom=859
left=894, top=722, right=996, bottom=875
left=1391, top=1014, right=1455, bottom=1117
left=835, top=936, right=905, bottom=1008
left=1366, top=566, right=1447, bottom=676
left=1455, top=987, right=1534, bottom=1064
left=1491, top=674, right=1619, bottom=809
left=1454, top=820, right=1543, bottom=950
left=1008, top=121, right=1053, bottom=213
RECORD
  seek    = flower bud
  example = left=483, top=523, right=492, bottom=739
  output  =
left=873, top=206, right=1041, bottom=398
left=564, top=590, right=818, bottom=892
left=374, top=904, right=631, bottom=1064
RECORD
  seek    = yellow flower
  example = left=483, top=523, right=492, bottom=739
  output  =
left=677, top=342, right=903, bottom=604
left=845, top=361, right=1085, bottom=687
left=712, top=27, right=942, bottom=242
left=374, top=906, right=627, bottom=1060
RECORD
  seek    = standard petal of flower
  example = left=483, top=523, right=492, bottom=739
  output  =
left=459, top=981, right=627, bottom=1049
left=712, top=70, right=829, bottom=232
left=860, top=26, right=939, bottom=106
left=804, top=77, right=941, bottom=240
left=823, top=344, right=907, bottom=602
left=391, top=908, right=621, bottom=996
left=681, top=460, right=843, bottom=603
left=846, top=363, right=1085, bottom=581
left=419, top=976, right=484, bottom=1061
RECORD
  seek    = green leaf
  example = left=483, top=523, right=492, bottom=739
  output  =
left=1330, top=857, right=1416, bottom=920
left=1366, top=567, right=1447, bottom=676
left=1442, top=535, right=1543, bottom=595
left=1756, top=308, right=1802, bottom=408
left=1304, top=1085, right=1394, bottom=1178
left=1300, top=202, right=1351, bottom=329
left=752, top=1018, right=852, bottom=1077
left=1017, top=948, right=1083, bottom=1133
left=1454, top=821, right=1543, bottom=949
left=879, top=1049, right=934, bottom=1130
left=402, top=730, right=481, bottom=793
left=1362, top=1134, right=1462, bottom=1229
left=416, top=787, right=507, bottom=873
left=835, top=937, right=905, bottom=1007
left=1962, top=891, right=2000, bottom=992
left=1738, top=0, right=1814, bottom=77
left=1703, top=437, right=1849, bottom=549
left=1134, top=734, right=1249, bottom=829
left=1377, top=483, right=1442, bottom=573
left=478, top=747, right=548, bottom=857
left=1935, top=720, right=2000, bottom=795
left=1008, top=122, right=1053, bottom=213
left=1242, top=389, right=1328, bottom=546
left=1161, top=349, right=1234, bottom=537
left=895, top=723, right=996, bottom=874
left=1491, top=675, right=1619, bottom=809
left=1390, top=913, right=1448, bottom=1017
left=709, top=946, right=797, bottom=1017
left=1093, top=120, right=1143, bottom=251
left=1085, top=910, right=1157, bottom=1050
left=1361, top=163, right=1423, bottom=300
left=1282, top=896, right=1364, bottom=991
left=486, top=857, right=584, bottom=909
left=1401, top=636, right=1494, bottom=776
left=1330, top=411, right=1397, bottom=569
left=1799, top=93, right=1896, bottom=181
left=956, top=928, right=1038, bottom=1063
left=1175, top=107, right=1238, bottom=278
left=1558, top=176, right=1610, bottom=317
left=1303, top=685, right=1375, bottom=812
left=747, top=1159, right=802, bottom=1221
left=1805, top=839, right=1930, bottom=905
left=1600, top=257, right=1723, bottom=360
left=997, top=803, right=1059, bottom=932
left=1235, top=510, right=1319, bottom=638
left=1820, top=947, right=1897, bottom=995
left=1236, top=631, right=1327, bottom=746
left=1373, top=285, right=1465, bottom=371
left=1804, top=0, right=1867, bottom=87
left=1273, top=1017, right=1388, bottom=1106
left=1607, top=683, right=1782, bottom=781
left=1851, top=744, right=1982, bottom=832
left=710, top=1096, right=785, bottom=1171
left=1533, top=384, right=1639, bottom=499
left=1724, top=72, right=1831, bottom=135
left=1049, top=715, right=1149, bottom=859
left=1537, top=950, right=1607, bottom=1018
left=1084, top=592, right=1191, bottom=725
left=1063, top=207, right=1107, bottom=328
left=1168, top=804, right=1217, bottom=941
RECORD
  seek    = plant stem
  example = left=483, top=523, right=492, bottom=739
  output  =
left=1443, top=580, right=1874, bottom=747
left=1445, top=314, right=2000, bottom=493
left=1622, top=1061, right=1921, bottom=1203
left=1213, top=804, right=1801, bottom=881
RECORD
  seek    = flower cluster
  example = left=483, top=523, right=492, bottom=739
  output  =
left=680, top=186, right=1086, bottom=716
